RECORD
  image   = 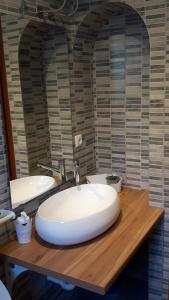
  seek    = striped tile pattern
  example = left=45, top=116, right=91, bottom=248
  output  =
left=71, top=1, right=167, bottom=299
left=19, top=22, right=52, bottom=175
left=0, top=74, right=11, bottom=278
left=93, top=7, right=150, bottom=190
left=1, top=15, right=74, bottom=177
left=0, top=0, right=169, bottom=299
left=43, top=26, right=73, bottom=171
left=0, top=87, right=10, bottom=210
left=1, top=15, right=30, bottom=177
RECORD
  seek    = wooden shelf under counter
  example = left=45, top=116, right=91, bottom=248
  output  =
left=0, top=188, right=164, bottom=295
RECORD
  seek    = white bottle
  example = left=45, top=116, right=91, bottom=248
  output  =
left=15, top=211, right=32, bottom=244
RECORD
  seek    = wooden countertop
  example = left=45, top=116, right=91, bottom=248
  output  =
left=0, top=188, right=164, bottom=295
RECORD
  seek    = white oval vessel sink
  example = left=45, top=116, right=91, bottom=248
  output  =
left=35, top=184, right=120, bottom=246
left=10, top=176, right=56, bottom=209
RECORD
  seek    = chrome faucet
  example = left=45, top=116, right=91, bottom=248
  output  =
left=74, top=160, right=80, bottom=185
left=37, top=159, right=66, bottom=182
left=38, top=159, right=80, bottom=185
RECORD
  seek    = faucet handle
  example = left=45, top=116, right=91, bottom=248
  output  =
left=74, top=160, right=80, bottom=185
left=58, top=159, right=66, bottom=182
left=74, top=160, right=80, bottom=169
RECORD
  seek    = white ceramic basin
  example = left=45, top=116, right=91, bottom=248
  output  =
left=86, top=174, right=122, bottom=193
left=86, top=174, right=108, bottom=184
left=10, top=176, right=56, bottom=209
left=35, top=184, right=120, bottom=246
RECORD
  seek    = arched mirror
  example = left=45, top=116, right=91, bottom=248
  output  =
left=0, top=10, right=74, bottom=210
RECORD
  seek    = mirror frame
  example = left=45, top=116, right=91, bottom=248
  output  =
left=0, top=18, right=16, bottom=180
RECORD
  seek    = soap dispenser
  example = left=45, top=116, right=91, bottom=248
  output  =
left=15, top=211, right=32, bottom=244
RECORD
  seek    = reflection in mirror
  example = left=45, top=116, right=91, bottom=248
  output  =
left=0, top=11, right=74, bottom=209
left=10, top=176, right=57, bottom=209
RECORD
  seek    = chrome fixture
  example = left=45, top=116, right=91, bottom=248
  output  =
left=38, top=159, right=80, bottom=185
left=37, top=159, right=66, bottom=182
left=19, top=0, right=79, bottom=18
left=74, top=160, right=80, bottom=185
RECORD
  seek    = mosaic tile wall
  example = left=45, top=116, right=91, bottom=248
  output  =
left=19, top=22, right=51, bottom=175
left=93, top=7, right=150, bottom=190
left=0, top=78, right=11, bottom=281
left=19, top=21, right=73, bottom=174
left=0, top=0, right=169, bottom=299
left=1, top=15, right=30, bottom=177
left=0, top=83, right=10, bottom=210
left=70, top=1, right=167, bottom=299
left=1, top=15, right=74, bottom=177
left=42, top=26, right=73, bottom=171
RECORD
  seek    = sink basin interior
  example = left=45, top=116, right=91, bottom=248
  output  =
left=35, top=184, right=120, bottom=245
left=38, top=184, right=116, bottom=222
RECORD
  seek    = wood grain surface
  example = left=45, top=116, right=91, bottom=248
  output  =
left=0, top=188, right=164, bottom=295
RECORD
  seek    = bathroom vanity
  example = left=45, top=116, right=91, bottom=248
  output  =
left=0, top=188, right=164, bottom=295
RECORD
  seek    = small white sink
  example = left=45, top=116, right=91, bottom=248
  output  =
left=10, top=176, right=56, bottom=209
left=35, top=184, right=120, bottom=246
